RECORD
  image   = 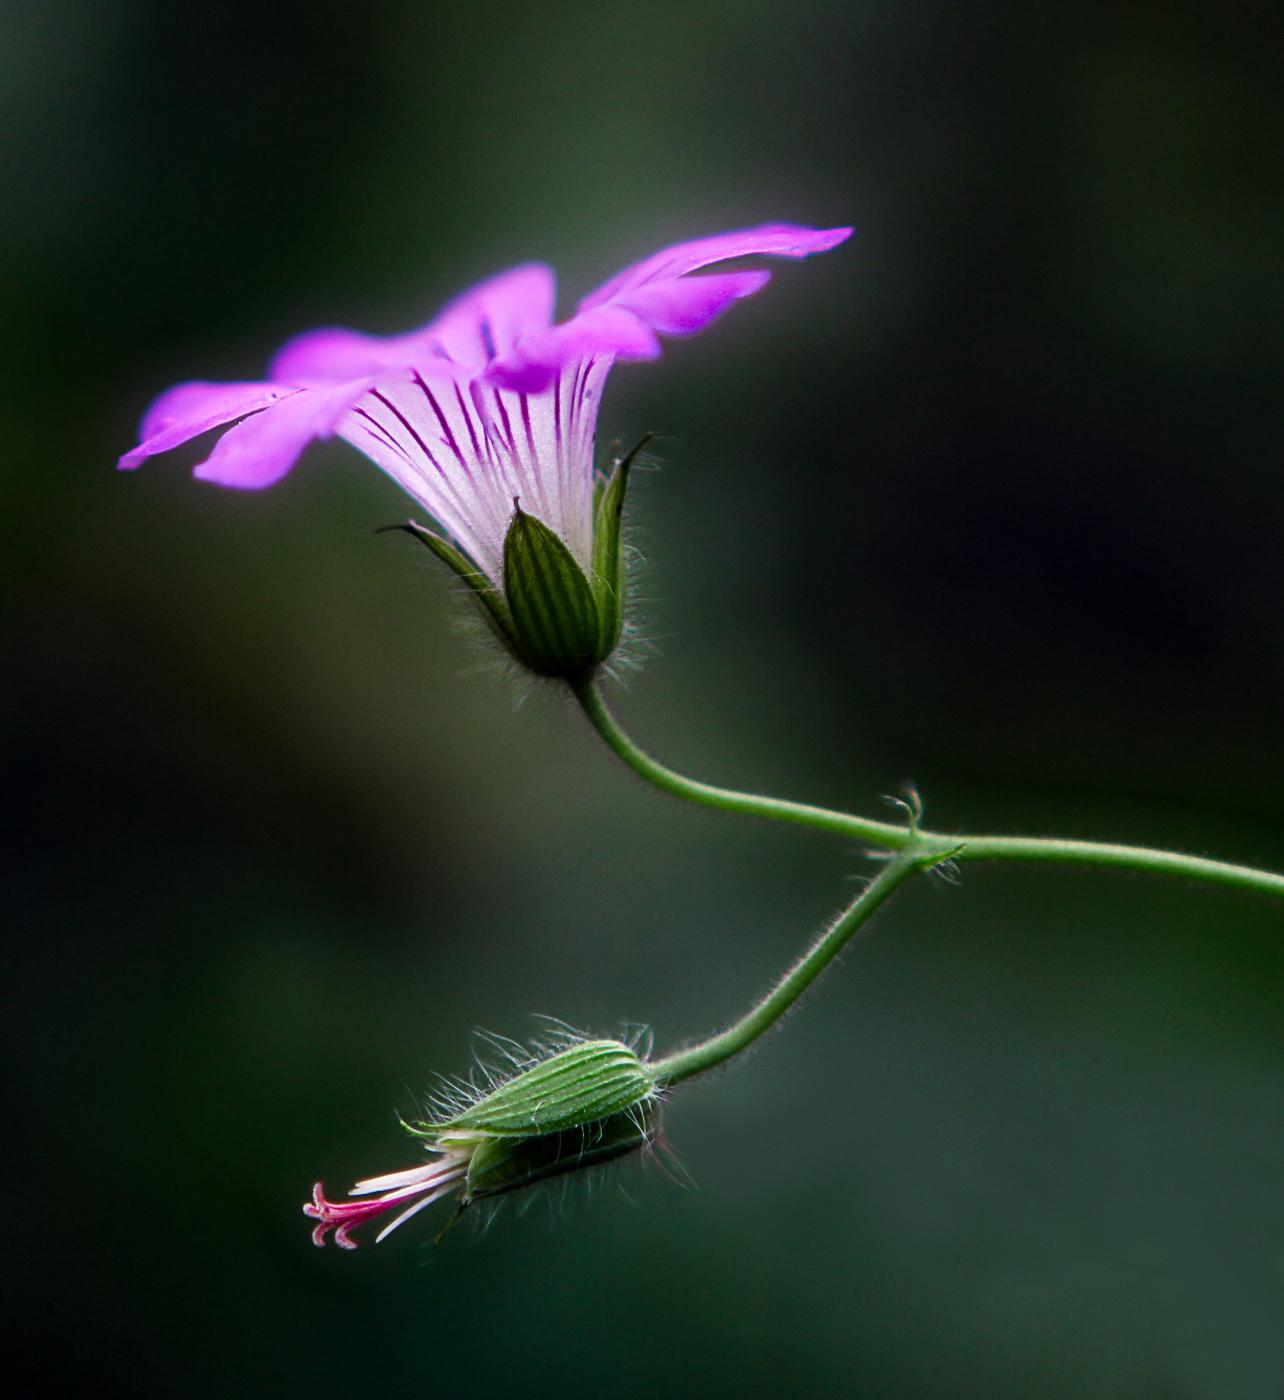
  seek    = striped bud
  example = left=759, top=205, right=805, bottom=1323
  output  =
left=418, top=1038, right=661, bottom=1207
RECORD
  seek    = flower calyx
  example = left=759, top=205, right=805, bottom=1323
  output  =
left=386, top=435, right=649, bottom=683
left=418, top=1037, right=660, bottom=1202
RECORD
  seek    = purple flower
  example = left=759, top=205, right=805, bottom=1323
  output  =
left=122, top=223, right=851, bottom=677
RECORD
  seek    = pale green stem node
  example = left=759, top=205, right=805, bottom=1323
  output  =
left=651, top=839, right=959, bottom=1087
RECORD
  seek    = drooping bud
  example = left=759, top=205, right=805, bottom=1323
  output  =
left=307, top=1036, right=663, bottom=1248
left=445, top=1037, right=656, bottom=1134
left=416, top=1037, right=661, bottom=1207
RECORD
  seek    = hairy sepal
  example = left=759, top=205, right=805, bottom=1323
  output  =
left=502, top=506, right=604, bottom=679
left=590, top=434, right=650, bottom=654
left=414, top=1038, right=660, bottom=1205
left=380, top=520, right=514, bottom=642
left=443, top=1039, right=657, bottom=1136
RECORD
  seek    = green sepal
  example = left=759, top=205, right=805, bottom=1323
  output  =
left=590, top=434, right=650, bottom=654
left=461, top=1106, right=658, bottom=1202
left=502, top=505, right=604, bottom=678
left=378, top=520, right=514, bottom=642
left=437, top=1039, right=657, bottom=1137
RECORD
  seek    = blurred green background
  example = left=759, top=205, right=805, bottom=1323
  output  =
left=4, top=1, right=1284, bottom=1395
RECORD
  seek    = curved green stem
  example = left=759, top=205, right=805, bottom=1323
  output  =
left=573, top=679, right=911, bottom=847
left=573, top=679, right=1284, bottom=900
left=652, top=844, right=948, bottom=1086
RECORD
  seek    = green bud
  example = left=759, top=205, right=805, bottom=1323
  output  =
left=442, top=1039, right=656, bottom=1136
left=413, top=1037, right=661, bottom=1206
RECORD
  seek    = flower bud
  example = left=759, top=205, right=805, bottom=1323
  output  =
left=428, top=1038, right=661, bottom=1204
left=306, top=1037, right=661, bottom=1248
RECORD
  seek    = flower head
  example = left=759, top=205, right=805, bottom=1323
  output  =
left=122, top=223, right=851, bottom=677
left=306, top=1036, right=661, bottom=1249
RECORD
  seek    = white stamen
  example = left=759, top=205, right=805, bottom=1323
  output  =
left=349, top=1155, right=461, bottom=1196
left=374, top=1178, right=464, bottom=1243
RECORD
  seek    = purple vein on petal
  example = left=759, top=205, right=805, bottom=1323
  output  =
left=413, top=372, right=471, bottom=471
left=410, top=372, right=492, bottom=514
left=518, top=392, right=551, bottom=525
left=348, top=407, right=417, bottom=466
left=405, top=375, right=511, bottom=555
left=452, top=382, right=485, bottom=462
left=363, top=388, right=499, bottom=563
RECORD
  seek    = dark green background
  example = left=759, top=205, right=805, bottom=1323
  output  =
left=4, top=2, right=1284, bottom=1395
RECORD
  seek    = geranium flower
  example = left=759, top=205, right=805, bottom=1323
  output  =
left=122, top=223, right=851, bottom=677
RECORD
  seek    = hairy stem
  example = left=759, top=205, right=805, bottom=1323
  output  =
left=651, top=845, right=947, bottom=1085
left=573, top=678, right=910, bottom=846
left=572, top=679, right=1284, bottom=900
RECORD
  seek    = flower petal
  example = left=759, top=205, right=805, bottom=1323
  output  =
left=270, top=328, right=427, bottom=386
left=339, top=362, right=510, bottom=577
left=269, top=266, right=557, bottom=388
left=483, top=305, right=660, bottom=394
left=340, top=355, right=607, bottom=581
left=350, top=1156, right=462, bottom=1196
left=579, top=223, right=853, bottom=312
left=119, top=381, right=296, bottom=471
left=611, top=269, right=772, bottom=336
left=483, top=226, right=851, bottom=393
left=426, top=263, right=556, bottom=372
left=192, top=378, right=370, bottom=490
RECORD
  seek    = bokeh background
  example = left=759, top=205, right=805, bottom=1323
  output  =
left=4, top=1, right=1284, bottom=1395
